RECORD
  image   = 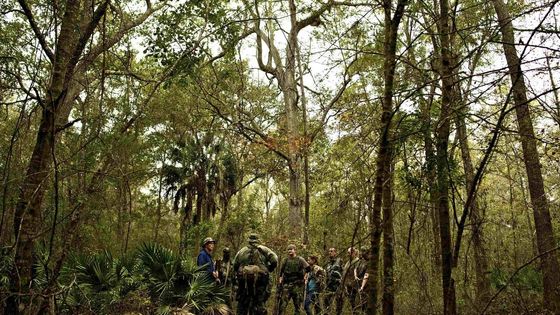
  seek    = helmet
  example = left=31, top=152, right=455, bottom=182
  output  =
left=248, top=233, right=260, bottom=244
left=223, top=247, right=230, bottom=253
left=202, top=237, right=216, bottom=247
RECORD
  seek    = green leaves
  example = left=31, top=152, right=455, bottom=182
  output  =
left=144, top=0, right=243, bottom=77
left=490, top=266, right=543, bottom=291
left=58, top=242, right=228, bottom=314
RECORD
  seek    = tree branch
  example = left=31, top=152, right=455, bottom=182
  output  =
left=78, top=1, right=165, bottom=72
left=296, top=1, right=333, bottom=32
left=17, top=0, right=55, bottom=62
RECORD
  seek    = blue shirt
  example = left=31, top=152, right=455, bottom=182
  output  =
left=197, top=248, right=215, bottom=276
left=307, top=277, right=318, bottom=293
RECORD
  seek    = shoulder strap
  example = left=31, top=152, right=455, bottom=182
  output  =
left=255, top=245, right=268, bottom=260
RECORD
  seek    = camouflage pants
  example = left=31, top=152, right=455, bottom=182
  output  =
left=278, top=282, right=304, bottom=315
left=236, top=275, right=271, bottom=315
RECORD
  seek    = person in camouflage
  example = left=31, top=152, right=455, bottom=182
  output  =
left=216, top=247, right=232, bottom=285
left=354, top=248, right=370, bottom=314
left=323, top=247, right=342, bottom=314
left=304, top=255, right=325, bottom=315
left=216, top=247, right=233, bottom=305
left=277, top=244, right=310, bottom=315
left=339, top=247, right=360, bottom=313
left=232, top=233, right=278, bottom=315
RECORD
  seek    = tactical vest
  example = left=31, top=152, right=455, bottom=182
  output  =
left=326, top=258, right=342, bottom=290
left=355, top=259, right=368, bottom=280
left=282, top=256, right=305, bottom=284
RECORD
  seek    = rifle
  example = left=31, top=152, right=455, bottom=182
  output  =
left=273, top=281, right=284, bottom=315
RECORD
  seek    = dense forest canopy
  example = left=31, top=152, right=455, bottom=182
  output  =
left=1, top=0, right=560, bottom=314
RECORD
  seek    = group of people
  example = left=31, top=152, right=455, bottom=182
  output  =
left=196, top=233, right=371, bottom=315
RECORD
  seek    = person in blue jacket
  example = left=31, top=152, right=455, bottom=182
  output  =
left=197, top=237, right=219, bottom=283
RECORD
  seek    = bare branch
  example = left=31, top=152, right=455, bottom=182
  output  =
left=309, top=57, right=357, bottom=142
left=78, top=1, right=166, bottom=72
left=55, top=118, right=81, bottom=133
left=16, top=0, right=55, bottom=62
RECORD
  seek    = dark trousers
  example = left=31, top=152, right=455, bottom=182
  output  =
left=236, top=276, right=270, bottom=315
left=304, top=290, right=321, bottom=315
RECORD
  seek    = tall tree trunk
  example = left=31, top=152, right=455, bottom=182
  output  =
left=436, top=0, right=457, bottom=313
left=492, top=0, right=560, bottom=312
left=154, top=154, right=165, bottom=241
left=423, top=79, right=441, bottom=270
left=253, top=1, right=336, bottom=241
left=405, top=14, right=441, bottom=268
left=7, top=1, right=158, bottom=311
left=454, top=102, right=491, bottom=309
left=367, top=1, right=408, bottom=314
left=382, top=160, right=395, bottom=315
left=11, top=2, right=110, bottom=313
left=285, top=0, right=303, bottom=239
left=448, top=22, right=491, bottom=304
left=296, top=34, right=310, bottom=246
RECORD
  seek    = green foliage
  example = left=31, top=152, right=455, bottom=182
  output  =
left=144, top=0, right=242, bottom=77
left=60, top=251, right=138, bottom=313
left=490, top=266, right=543, bottom=292
left=136, top=242, right=228, bottom=313
left=0, top=247, right=13, bottom=289
left=57, top=243, right=228, bottom=314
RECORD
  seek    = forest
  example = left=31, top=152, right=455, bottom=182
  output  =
left=1, top=0, right=560, bottom=314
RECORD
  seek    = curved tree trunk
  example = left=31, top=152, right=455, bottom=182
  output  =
left=11, top=2, right=109, bottom=313
left=454, top=85, right=491, bottom=310
left=8, top=1, right=159, bottom=312
left=491, top=0, right=560, bottom=312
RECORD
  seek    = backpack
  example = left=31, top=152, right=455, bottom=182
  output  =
left=326, top=258, right=342, bottom=289
left=309, top=265, right=327, bottom=292
left=238, top=246, right=268, bottom=285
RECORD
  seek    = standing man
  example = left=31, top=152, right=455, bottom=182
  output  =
left=323, top=247, right=342, bottom=314
left=216, top=247, right=232, bottom=285
left=197, top=237, right=219, bottom=283
left=304, top=255, right=325, bottom=315
left=339, top=247, right=360, bottom=313
left=216, top=247, right=233, bottom=305
left=233, top=233, right=278, bottom=315
left=278, top=244, right=310, bottom=315
left=354, top=248, right=370, bottom=314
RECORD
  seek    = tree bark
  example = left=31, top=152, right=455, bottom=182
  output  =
left=9, top=1, right=159, bottom=312
left=382, top=161, right=395, bottom=315
left=285, top=0, right=303, bottom=238
left=454, top=87, right=491, bottom=309
left=423, top=79, right=441, bottom=270
left=12, top=2, right=101, bottom=312
left=492, top=0, right=560, bottom=312
left=297, top=35, right=311, bottom=246
left=367, top=1, right=408, bottom=314
left=436, top=0, right=457, bottom=313
left=252, top=0, right=339, bottom=241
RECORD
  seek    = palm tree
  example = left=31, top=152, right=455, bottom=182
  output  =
left=163, top=133, right=237, bottom=254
